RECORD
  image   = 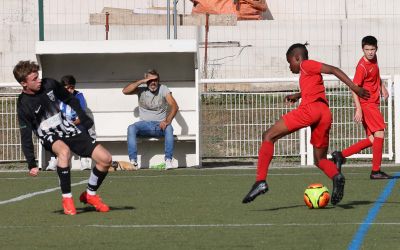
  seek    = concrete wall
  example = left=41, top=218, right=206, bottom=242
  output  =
left=1, top=0, right=400, bottom=83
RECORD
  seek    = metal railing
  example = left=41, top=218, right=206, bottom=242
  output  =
left=200, top=75, right=393, bottom=165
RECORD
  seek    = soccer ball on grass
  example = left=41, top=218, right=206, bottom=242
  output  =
left=303, top=183, right=330, bottom=209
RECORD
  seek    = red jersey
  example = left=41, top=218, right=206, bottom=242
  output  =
left=299, top=60, right=328, bottom=106
left=353, top=56, right=381, bottom=104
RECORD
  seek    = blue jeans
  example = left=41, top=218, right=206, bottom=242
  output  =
left=127, top=120, right=174, bottom=161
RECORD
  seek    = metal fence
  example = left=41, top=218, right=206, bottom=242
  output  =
left=0, top=88, right=39, bottom=162
left=0, top=76, right=395, bottom=165
left=200, top=75, right=393, bottom=165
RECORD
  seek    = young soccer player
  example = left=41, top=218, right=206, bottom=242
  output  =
left=14, top=60, right=112, bottom=215
left=242, top=43, right=370, bottom=205
left=331, top=36, right=391, bottom=179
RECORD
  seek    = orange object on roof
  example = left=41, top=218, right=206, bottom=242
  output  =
left=191, top=0, right=267, bottom=20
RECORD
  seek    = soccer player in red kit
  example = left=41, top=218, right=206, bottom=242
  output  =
left=331, top=36, right=391, bottom=179
left=242, top=43, right=370, bottom=205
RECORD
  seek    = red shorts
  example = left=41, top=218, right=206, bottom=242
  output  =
left=361, top=103, right=385, bottom=136
left=282, top=101, right=332, bottom=148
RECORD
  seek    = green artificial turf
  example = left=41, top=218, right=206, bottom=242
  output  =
left=0, top=166, right=399, bottom=250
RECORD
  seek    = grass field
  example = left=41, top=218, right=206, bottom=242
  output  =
left=0, top=166, right=400, bottom=250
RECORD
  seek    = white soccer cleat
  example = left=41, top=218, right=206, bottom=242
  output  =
left=45, top=157, right=57, bottom=171
left=165, top=158, right=177, bottom=170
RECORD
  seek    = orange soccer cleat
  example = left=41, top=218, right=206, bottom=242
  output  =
left=62, top=197, right=77, bottom=215
left=79, top=191, right=110, bottom=212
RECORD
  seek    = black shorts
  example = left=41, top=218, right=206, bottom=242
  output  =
left=41, top=131, right=99, bottom=157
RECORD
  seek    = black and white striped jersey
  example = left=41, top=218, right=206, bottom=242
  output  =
left=17, top=78, right=90, bottom=169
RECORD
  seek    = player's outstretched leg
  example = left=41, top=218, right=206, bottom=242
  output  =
left=331, top=173, right=345, bottom=205
left=331, top=151, right=345, bottom=173
left=242, top=180, right=268, bottom=204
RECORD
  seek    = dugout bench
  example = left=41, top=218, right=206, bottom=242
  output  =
left=36, top=40, right=200, bottom=169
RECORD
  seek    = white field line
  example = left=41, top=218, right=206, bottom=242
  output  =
left=0, top=171, right=370, bottom=180
left=0, top=222, right=400, bottom=230
left=0, top=180, right=87, bottom=205
left=0, top=171, right=382, bottom=205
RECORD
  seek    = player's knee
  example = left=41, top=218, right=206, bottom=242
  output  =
left=57, top=148, right=71, bottom=162
left=262, top=130, right=274, bottom=142
left=99, top=152, right=112, bottom=168
left=374, top=130, right=384, bottom=138
left=314, top=155, right=328, bottom=167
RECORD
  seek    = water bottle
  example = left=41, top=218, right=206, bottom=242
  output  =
left=150, top=163, right=166, bottom=170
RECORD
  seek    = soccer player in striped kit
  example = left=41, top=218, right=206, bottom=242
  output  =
left=14, top=60, right=112, bottom=215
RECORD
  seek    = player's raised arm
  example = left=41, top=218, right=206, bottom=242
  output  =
left=320, top=64, right=370, bottom=100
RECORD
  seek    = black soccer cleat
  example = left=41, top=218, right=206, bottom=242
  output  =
left=370, top=170, right=392, bottom=180
left=331, top=151, right=346, bottom=173
left=331, top=173, right=345, bottom=205
left=242, top=180, right=268, bottom=204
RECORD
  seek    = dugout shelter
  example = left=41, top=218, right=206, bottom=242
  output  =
left=35, top=40, right=200, bottom=169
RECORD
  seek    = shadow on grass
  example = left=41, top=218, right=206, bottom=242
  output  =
left=336, top=200, right=373, bottom=209
left=255, top=199, right=400, bottom=211
left=253, top=200, right=386, bottom=211
left=254, top=204, right=318, bottom=211
left=54, top=206, right=136, bottom=215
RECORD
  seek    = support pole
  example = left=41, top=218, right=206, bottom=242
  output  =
left=167, top=0, right=171, bottom=39
left=105, top=12, right=110, bottom=40
left=38, top=0, right=44, bottom=41
left=203, top=13, right=210, bottom=88
left=394, top=75, right=400, bottom=163
left=173, top=0, right=178, bottom=39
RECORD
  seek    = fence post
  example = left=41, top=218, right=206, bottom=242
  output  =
left=300, top=128, right=306, bottom=165
left=306, top=127, right=314, bottom=165
left=38, top=0, right=44, bottom=41
left=387, top=78, right=394, bottom=160
left=394, top=75, right=400, bottom=163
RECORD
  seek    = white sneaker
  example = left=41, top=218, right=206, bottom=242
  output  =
left=80, top=157, right=92, bottom=170
left=130, top=160, right=140, bottom=169
left=165, top=158, right=177, bottom=170
left=45, top=157, right=57, bottom=171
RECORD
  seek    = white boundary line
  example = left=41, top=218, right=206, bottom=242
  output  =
left=0, top=171, right=383, bottom=180
left=0, top=222, right=400, bottom=229
left=88, top=222, right=400, bottom=228
left=0, top=180, right=87, bottom=205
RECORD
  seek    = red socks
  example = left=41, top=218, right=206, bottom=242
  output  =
left=255, top=137, right=383, bottom=181
left=372, top=137, right=384, bottom=172
left=342, top=138, right=372, bottom=157
left=256, top=141, right=274, bottom=181
left=317, top=159, right=338, bottom=179
left=341, top=137, right=383, bottom=171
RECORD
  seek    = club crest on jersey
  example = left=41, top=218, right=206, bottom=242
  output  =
left=47, top=90, right=55, bottom=101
